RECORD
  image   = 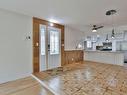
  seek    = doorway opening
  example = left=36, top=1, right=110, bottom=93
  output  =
left=33, top=18, right=64, bottom=73
left=40, top=25, right=61, bottom=71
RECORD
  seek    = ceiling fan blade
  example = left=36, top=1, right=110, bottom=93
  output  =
left=91, top=25, right=104, bottom=31
left=97, top=26, right=104, bottom=29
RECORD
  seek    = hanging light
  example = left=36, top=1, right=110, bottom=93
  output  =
left=111, top=29, right=115, bottom=38
left=105, top=34, right=109, bottom=42
left=106, top=10, right=117, bottom=39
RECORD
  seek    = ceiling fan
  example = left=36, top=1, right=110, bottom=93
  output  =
left=92, top=25, right=104, bottom=32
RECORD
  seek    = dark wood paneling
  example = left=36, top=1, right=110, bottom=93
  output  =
left=64, top=50, right=84, bottom=65
left=33, top=20, right=40, bottom=72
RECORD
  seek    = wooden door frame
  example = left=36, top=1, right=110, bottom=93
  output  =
left=33, top=17, right=65, bottom=73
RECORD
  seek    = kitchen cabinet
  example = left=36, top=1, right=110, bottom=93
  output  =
left=116, top=41, right=127, bottom=51
left=115, top=32, right=124, bottom=39
left=84, top=50, right=124, bottom=66
left=124, top=31, right=127, bottom=40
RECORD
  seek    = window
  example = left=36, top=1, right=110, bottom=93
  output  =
left=40, top=26, right=46, bottom=55
left=87, top=41, right=92, bottom=48
left=50, top=30, right=60, bottom=54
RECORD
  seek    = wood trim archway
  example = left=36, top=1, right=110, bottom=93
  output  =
left=33, top=17, right=65, bottom=73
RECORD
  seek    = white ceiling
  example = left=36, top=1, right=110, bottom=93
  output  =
left=0, top=0, right=127, bottom=32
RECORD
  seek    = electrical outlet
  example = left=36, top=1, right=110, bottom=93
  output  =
left=72, top=58, right=74, bottom=61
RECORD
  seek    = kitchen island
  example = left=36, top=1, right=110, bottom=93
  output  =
left=84, top=50, right=124, bottom=66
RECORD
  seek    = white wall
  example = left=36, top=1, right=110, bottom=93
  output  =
left=65, top=26, right=85, bottom=50
left=0, top=9, right=32, bottom=84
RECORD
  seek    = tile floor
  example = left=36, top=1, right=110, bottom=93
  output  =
left=35, top=61, right=127, bottom=95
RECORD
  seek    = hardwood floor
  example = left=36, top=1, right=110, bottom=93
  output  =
left=1, top=61, right=127, bottom=95
left=124, top=63, right=127, bottom=68
left=0, top=77, right=53, bottom=95
left=34, top=61, right=127, bottom=95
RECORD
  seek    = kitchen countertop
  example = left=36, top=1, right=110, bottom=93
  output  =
left=84, top=50, right=124, bottom=53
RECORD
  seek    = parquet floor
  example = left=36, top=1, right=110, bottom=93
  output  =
left=35, top=61, right=127, bottom=95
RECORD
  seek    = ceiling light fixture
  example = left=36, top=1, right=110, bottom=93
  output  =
left=92, top=29, right=97, bottom=32
left=49, top=23, right=54, bottom=26
left=92, top=25, right=97, bottom=32
left=49, top=19, right=58, bottom=23
left=106, top=10, right=117, bottom=39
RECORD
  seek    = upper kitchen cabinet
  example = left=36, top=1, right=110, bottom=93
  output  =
left=86, top=35, right=100, bottom=42
left=116, top=41, right=127, bottom=51
left=124, top=31, right=127, bottom=41
left=114, top=32, right=124, bottom=39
